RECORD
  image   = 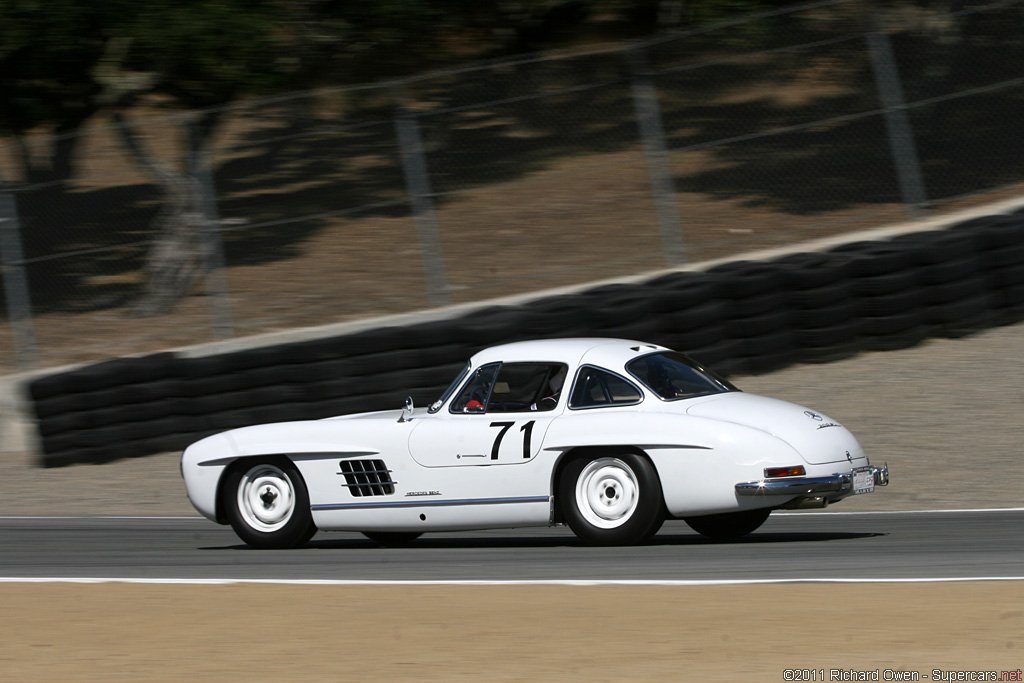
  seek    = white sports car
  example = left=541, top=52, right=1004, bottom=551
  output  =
left=181, top=338, right=888, bottom=548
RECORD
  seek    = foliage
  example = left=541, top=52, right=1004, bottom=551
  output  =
left=0, top=0, right=134, bottom=134
left=0, top=0, right=810, bottom=133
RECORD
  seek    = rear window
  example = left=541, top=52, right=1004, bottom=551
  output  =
left=626, top=352, right=736, bottom=401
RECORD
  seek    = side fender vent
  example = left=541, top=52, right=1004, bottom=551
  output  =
left=339, top=459, right=396, bottom=497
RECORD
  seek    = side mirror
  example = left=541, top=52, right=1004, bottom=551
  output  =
left=399, top=396, right=414, bottom=423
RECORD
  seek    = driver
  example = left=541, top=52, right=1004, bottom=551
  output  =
left=531, top=366, right=566, bottom=411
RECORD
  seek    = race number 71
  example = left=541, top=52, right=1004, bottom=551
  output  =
left=489, top=421, right=536, bottom=460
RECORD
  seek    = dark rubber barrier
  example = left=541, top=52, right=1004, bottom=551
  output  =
left=27, top=213, right=1024, bottom=466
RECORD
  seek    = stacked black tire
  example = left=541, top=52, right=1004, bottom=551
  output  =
left=30, top=353, right=194, bottom=467
left=27, top=211, right=1024, bottom=466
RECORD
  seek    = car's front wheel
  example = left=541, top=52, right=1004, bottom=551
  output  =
left=223, top=457, right=318, bottom=549
left=559, top=453, right=664, bottom=545
left=684, top=508, right=770, bottom=539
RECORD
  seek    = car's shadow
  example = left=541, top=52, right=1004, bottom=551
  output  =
left=201, top=530, right=885, bottom=551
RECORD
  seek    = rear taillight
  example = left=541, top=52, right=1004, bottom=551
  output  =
left=764, top=465, right=806, bottom=478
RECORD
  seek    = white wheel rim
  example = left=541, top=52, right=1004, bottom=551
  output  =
left=575, top=457, right=639, bottom=529
left=237, top=464, right=296, bottom=532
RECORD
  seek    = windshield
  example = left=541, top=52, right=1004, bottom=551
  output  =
left=626, top=352, right=737, bottom=400
left=429, top=361, right=471, bottom=413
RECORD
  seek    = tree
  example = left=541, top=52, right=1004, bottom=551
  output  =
left=3, top=0, right=806, bottom=316
left=0, top=1, right=135, bottom=184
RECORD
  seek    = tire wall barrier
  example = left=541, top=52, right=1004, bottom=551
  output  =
left=26, top=212, right=1024, bottom=466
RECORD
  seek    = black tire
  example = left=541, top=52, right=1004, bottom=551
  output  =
left=684, top=508, right=771, bottom=539
left=655, top=276, right=721, bottom=311
left=920, top=255, right=983, bottom=284
left=728, top=309, right=791, bottom=338
left=362, top=531, right=423, bottom=546
left=788, top=280, right=853, bottom=309
left=791, top=299, right=858, bottom=329
left=671, top=301, right=728, bottom=329
left=559, top=453, right=664, bottom=546
left=862, top=326, right=928, bottom=351
left=795, top=317, right=862, bottom=348
left=711, top=262, right=783, bottom=298
left=862, top=309, right=925, bottom=337
left=774, top=252, right=851, bottom=289
left=853, top=269, right=921, bottom=298
left=742, top=347, right=798, bottom=375
left=799, top=340, right=861, bottom=364
left=857, top=289, right=922, bottom=318
left=922, top=275, right=989, bottom=305
left=222, top=457, right=317, bottom=549
left=670, top=322, right=725, bottom=352
left=726, top=290, right=787, bottom=319
left=832, top=242, right=912, bottom=276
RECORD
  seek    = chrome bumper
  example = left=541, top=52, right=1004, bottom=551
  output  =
left=736, top=464, right=889, bottom=497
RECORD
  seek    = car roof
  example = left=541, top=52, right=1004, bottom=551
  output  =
left=469, top=338, right=668, bottom=372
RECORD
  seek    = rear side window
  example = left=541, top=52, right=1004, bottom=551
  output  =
left=626, top=351, right=735, bottom=400
left=569, top=366, right=643, bottom=409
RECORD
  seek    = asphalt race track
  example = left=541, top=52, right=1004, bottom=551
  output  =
left=2, top=509, right=1021, bottom=582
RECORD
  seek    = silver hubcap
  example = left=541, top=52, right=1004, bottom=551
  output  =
left=237, top=464, right=296, bottom=532
left=575, top=457, right=639, bottom=529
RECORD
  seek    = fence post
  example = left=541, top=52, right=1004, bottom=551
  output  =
left=629, top=47, right=687, bottom=266
left=187, top=118, right=234, bottom=340
left=867, top=30, right=929, bottom=217
left=391, top=84, right=451, bottom=308
left=0, top=187, right=39, bottom=370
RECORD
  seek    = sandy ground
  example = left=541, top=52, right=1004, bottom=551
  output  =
left=1, top=583, right=1021, bottom=681
left=1, top=322, right=1022, bottom=681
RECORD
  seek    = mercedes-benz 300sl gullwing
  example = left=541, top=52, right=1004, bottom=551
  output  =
left=181, top=338, right=888, bottom=548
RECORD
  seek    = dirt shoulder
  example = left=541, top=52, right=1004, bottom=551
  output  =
left=2, top=582, right=1021, bottom=681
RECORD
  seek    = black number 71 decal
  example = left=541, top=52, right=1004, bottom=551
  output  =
left=489, top=421, right=536, bottom=460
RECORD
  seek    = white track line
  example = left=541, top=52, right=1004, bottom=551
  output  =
left=0, top=577, right=1022, bottom=586
left=0, top=515, right=205, bottom=520
left=774, top=507, right=1024, bottom=515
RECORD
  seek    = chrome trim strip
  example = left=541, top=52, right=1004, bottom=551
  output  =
left=312, top=495, right=550, bottom=512
left=735, top=474, right=853, bottom=496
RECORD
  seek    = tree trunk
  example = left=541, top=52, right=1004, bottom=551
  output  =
left=112, top=112, right=215, bottom=316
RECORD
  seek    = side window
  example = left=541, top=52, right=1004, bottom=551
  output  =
left=450, top=364, right=500, bottom=413
left=450, top=363, right=568, bottom=413
left=489, top=363, right=567, bottom=413
left=569, top=366, right=643, bottom=409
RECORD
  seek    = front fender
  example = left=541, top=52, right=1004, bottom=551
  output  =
left=181, top=432, right=236, bottom=522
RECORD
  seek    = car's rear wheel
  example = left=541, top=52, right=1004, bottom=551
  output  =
left=684, top=508, right=770, bottom=539
left=559, top=453, right=664, bottom=545
left=223, top=457, right=317, bottom=549
left=362, top=532, right=423, bottom=546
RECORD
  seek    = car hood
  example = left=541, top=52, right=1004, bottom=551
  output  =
left=684, top=392, right=865, bottom=465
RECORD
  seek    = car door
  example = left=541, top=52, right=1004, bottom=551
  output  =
left=408, top=361, right=566, bottom=468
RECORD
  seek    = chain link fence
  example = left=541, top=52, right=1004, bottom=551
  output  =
left=2, top=0, right=1024, bottom=373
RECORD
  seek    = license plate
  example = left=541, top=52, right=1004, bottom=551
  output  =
left=852, top=467, right=874, bottom=494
